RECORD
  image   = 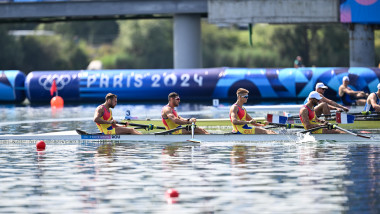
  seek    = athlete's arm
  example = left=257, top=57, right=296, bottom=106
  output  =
left=322, top=96, right=349, bottom=112
left=230, top=105, right=250, bottom=125
left=246, top=112, right=265, bottom=126
left=93, top=105, right=115, bottom=125
left=163, top=106, right=190, bottom=125
left=300, top=108, right=322, bottom=130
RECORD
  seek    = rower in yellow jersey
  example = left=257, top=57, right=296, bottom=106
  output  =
left=161, top=92, right=209, bottom=135
left=229, top=88, right=276, bottom=134
left=93, top=93, right=141, bottom=135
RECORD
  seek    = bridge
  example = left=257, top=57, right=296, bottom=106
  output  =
left=0, top=0, right=377, bottom=68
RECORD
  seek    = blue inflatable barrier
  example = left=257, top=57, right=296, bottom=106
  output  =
left=25, top=70, right=80, bottom=102
left=0, top=70, right=26, bottom=102
left=23, top=67, right=380, bottom=103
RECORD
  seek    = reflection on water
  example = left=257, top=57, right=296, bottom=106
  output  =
left=0, top=104, right=379, bottom=213
left=0, top=142, right=379, bottom=213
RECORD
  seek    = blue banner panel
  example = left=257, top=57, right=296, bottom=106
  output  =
left=340, top=0, right=380, bottom=23
left=0, top=70, right=25, bottom=102
left=25, top=71, right=80, bottom=103
left=24, top=67, right=380, bottom=103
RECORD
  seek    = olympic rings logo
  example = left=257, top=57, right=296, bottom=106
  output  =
left=38, top=74, right=71, bottom=90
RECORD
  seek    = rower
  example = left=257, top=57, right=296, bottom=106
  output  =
left=300, top=91, right=344, bottom=134
left=161, top=92, right=209, bottom=135
left=304, top=82, right=349, bottom=118
left=93, top=93, right=142, bottom=135
left=363, top=83, right=380, bottom=112
left=338, top=76, right=367, bottom=106
left=229, top=88, right=276, bottom=134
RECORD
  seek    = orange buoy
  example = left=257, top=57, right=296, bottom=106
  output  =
left=51, top=96, right=64, bottom=108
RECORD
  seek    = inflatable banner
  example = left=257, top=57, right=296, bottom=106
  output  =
left=0, top=70, right=25, bottom=102
left=25, top=70, right=80, bottom=102
left=23, top=67, right=380, bottom=103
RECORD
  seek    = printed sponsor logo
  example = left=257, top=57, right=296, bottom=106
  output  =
left=111, top=135, right=121, bottom=139
left=81, top=135, right=111, bottom=140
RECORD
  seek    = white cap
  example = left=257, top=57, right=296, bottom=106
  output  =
left=315, top=82, right=328, bottom=90
left=378, top=83, right=380, bottom=90
left=308, top=91, right=322, bottom=100
left=343, top=76, right=349, bottom=82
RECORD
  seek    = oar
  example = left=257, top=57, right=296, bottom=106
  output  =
left=154, top=126, right=188, bottom=135
left=351, top=111, right=380, bottom=116
left=299, top=125, right=328, bottom=134
left=267, top=122, right=304, bottom=129
left=118, top=122, right=166, bottom=130
left=328, top=123, right=371, bottom=139
left=187, top=122, right=201, bottom=143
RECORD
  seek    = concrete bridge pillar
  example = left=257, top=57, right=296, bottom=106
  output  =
left=173, top=14, right=202, bottom=68
left=349, top=24, right=375, bottom=67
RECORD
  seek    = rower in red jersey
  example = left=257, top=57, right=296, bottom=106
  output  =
left=161, top=92, right=209, bottom=135
left=229, top=88, right=276, bottom=134
left=94, top=93, right=141, bottom=135
left=300, top=91, right=344, bottom=134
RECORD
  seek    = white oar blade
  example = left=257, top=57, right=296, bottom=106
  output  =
left=187, top=138, right=202, bottom=143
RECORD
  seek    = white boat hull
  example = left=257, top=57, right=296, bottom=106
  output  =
left=0, top=131, right=378, bottom=142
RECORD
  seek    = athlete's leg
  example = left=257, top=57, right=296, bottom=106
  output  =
left=315, top=102, right=330, bottom=117
left=115, top=126, right=142, bottom=135
left=322, top=129, right=345, bottom=134
left=254, top=127, right=277, bottom=134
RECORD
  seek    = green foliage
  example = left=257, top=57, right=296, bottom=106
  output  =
left=41, top=20, right=119, bottom=45
left=0, top=26, right=24, bottom=70
left=375, top=30, right=380, bottom=67
left=0, top=20, right=377, bottom=73
left=114, top=20, right=173, bottom=69
left=270, top=24, right=349, bottom=67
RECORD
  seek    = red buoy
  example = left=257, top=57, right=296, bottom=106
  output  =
left=36, top=141, right=46, bottom=150
left=165, top=189, right=179, bottom=198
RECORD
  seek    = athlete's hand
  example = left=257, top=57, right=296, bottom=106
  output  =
left=189, top=118, right=196, bottom=123
left=110, top=120, right=117, bottom=126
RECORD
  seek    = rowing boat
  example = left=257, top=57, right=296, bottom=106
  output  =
left=0, top=130, right=378, bottom=142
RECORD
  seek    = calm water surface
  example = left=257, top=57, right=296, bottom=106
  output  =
left=0, top=104, right=379, bottom=213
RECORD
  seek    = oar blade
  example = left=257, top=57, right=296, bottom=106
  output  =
left=187, top=138, right=202, bottom=143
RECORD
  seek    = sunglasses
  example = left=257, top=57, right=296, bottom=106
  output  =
left=241, top=95, right=249, bottom=99
left=175, top=97, right=180, bottom=101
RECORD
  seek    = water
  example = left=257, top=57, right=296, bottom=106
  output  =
left=0, top=104, right=379, bottom=213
